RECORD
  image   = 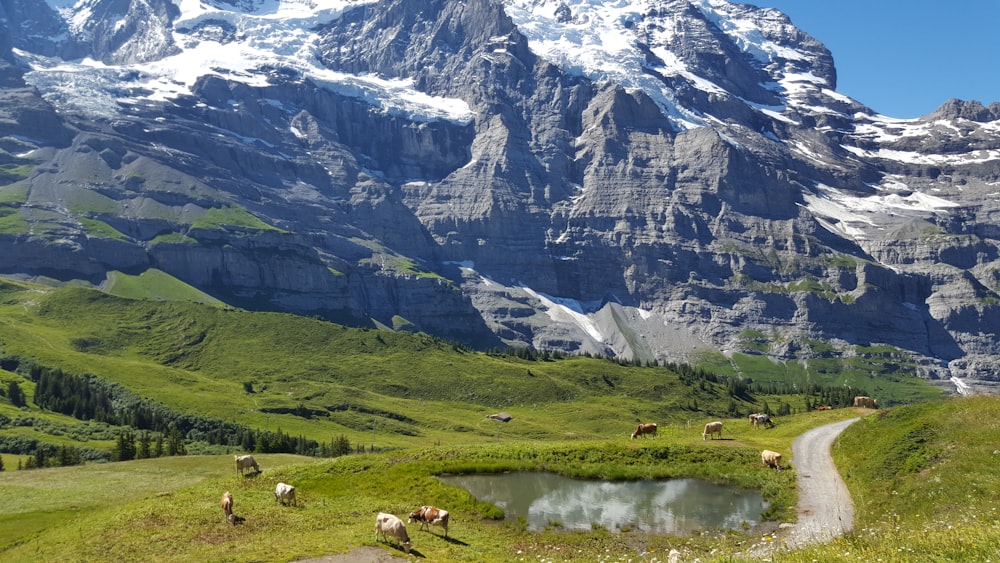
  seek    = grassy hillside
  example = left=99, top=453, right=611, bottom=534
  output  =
left=102, top=268, right=226, bottom=305
left=758, top=395, right=1000, bottom=562
left=0, top=410, right=841, bottom=562
left=0, top=278, right=944, bottom=456
left=0, top=453, right=311, bottom=555
left=2, top=399, right=997, bottom=562
left=0, top=277, right=990, bottom=561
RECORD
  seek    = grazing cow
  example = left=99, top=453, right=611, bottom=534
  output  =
left=375, top=512, right=412, bottom=554
left=749, top=413, right=762, bottom=427
left=816, top=405, right=832, bottom=411
left=409, top=505, right=450, bottom=537
left=274, top=482, right=297, bottom=506
left=853, top=396, right=878, bottom=409
left=220, top=491, right=233, bottom=522
left=235, top=454, right=260, bottom=476
left=702, top=421, right=723, bottom=440
left=753, top=413, right=775, bottom=429
left=631, top=422, right=658, bottom=439
left=761, top=449, right=782, bottom=469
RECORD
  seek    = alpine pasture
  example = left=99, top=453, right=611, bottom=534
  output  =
left=2, top=279, right=994, bottom=561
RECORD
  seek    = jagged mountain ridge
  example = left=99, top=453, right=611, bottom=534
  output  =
left=0, top=0, right=999, bottom=392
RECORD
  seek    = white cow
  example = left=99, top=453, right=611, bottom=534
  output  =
left=274, top=482, right=297, bottom=506
left=702, top=421, right=723, bottom=440
left=762, top=449, right=782, bottom=469
left=375, top=512, right=412, bottom=554
left=235, top=454, right=260, bottom=476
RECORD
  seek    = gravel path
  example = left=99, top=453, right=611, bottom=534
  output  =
left=295, top=546, right=408, bottom=563
left=755, top=417, right=859, bottom=557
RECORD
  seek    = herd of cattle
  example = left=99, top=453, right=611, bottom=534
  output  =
left=375, top=506, right=451, bottom=554
left=630, top=411, right=790, bottom=471
left=629, top=417, right=778, bottom=478
left=220, top=455, right=297, bottom=524
left=224, top=454, right=450, bottom=554
left=627, top=398, right=879, bottom=472
left=220, top=400, right=877, bottom=552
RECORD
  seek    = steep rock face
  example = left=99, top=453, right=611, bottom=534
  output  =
left=0, top=0, right=999, bottom=390
left=0, top=0, right=84, bottom=59
left=80, top=0, right=180, bottom=64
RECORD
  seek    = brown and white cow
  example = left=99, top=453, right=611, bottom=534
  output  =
left=702, top=421, right=723, bottom=440
left=220, top=491, right=233, bottom=522
left=853, top=396, right=878, bottom=409
left=235, top=454, right=260, bottom=476
left=631, top=423, right=658, bottom=439
left=409, top=505, right=450, bottom=537
left=375, top=512, right=412, bottom=553
left=761, top=449, right=782, bottom=469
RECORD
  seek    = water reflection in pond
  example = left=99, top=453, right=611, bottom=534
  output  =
left=440, top=472, right=766, bottom=534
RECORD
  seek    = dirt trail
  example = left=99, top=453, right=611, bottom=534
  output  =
left=296, top=546, right=408, bottom=563
left=752, top=417, right=859, bottom=557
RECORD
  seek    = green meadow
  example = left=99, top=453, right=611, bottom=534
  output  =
left=1, top=277, right=994, bottom=561
left=2, top=400, right=999, bottom=562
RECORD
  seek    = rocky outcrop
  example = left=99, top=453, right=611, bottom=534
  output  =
left=1, top=0, right=999, bottom=390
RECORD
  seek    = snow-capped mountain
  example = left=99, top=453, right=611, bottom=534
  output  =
left=1, top=0, right=999, bottom=392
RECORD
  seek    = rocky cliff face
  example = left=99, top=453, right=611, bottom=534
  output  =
left=0, top=0, right=998, bottom=392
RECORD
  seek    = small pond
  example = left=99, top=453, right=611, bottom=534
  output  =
left=440, top=472, right=766, bottom=534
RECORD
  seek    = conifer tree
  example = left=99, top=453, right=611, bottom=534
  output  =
left=167, top=425, right=186, bottom=456
left=114, top=430, right=136, bottom=462
left=153, top=433, right=164, bottom=458
left=7, top=380, right=26, bottom=407
left=58, top=446, right=71, bottom=467
left=332, top=435, right=351, bottom=456
left=138, top=431, right=151, bottom=459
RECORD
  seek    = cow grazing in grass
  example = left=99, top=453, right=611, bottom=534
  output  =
left=274, top=482, right=297, bottom=506
left=235, top=454, right=260, bottom=476
left=631, top=423, right=658, bottom=439
left=375, top=512, right=411, bottom=554
left=702, top=421, right=723, bottom=440
left=853, top=396, right=878, bottom=409
left=762, top=449, right=782, bottom=469
left=752, top=413, right=774, bottom=429
left=220, top=491, right=233, bottom=522
left=816, top=405, right=832, bottom=411
left=409, top=505, right=450, bottom=537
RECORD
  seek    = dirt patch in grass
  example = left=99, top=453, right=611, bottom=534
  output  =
left=296, top=546, right=408, bottom=562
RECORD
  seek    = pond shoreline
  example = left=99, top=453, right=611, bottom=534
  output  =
left=440, top=472, right=771, bottom=536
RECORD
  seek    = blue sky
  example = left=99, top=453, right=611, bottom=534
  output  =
left=757, top=1, right=1000, bottom=118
